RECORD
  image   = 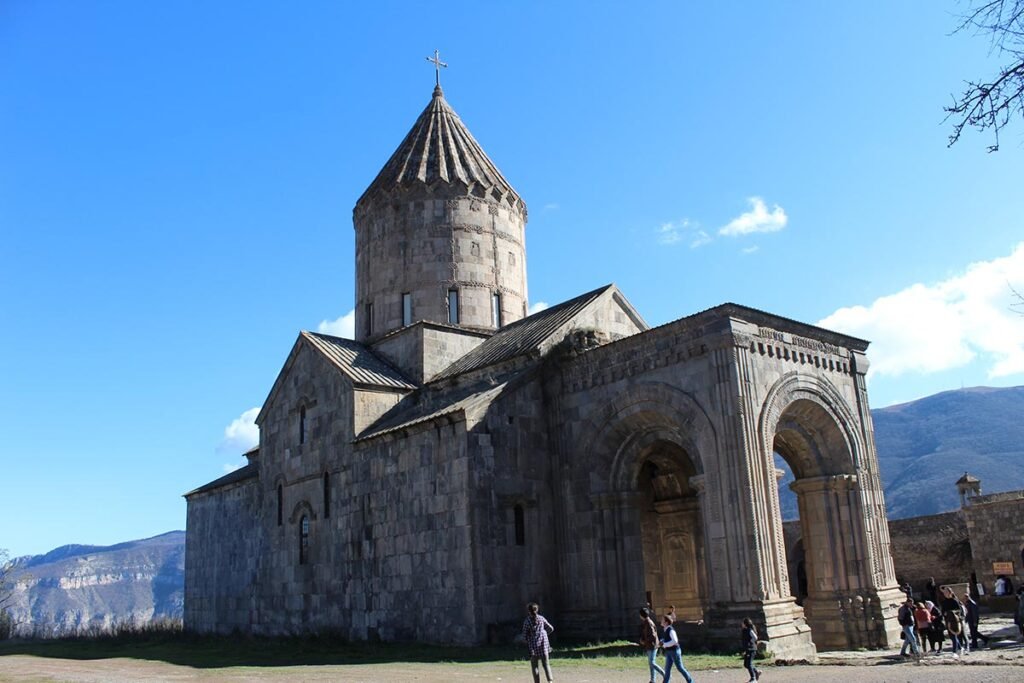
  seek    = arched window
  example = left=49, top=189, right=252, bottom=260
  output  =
left=402, top=292, right=412, bottom=326
left=447, top=289, right=459, bottom=325
left=323, top=472, right=331, bottom=518
left=299, top=405, right=306, bottom=445
left=299, top=515, right=309, bottom=565
left=277, top=484, right=283, bottom=526
left=514, top=504, right=525, bottom=546
left=492, top=292, right=502, bottom=328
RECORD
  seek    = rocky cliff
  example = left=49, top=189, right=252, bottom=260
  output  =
left=4, top=531, right=183, bottom=636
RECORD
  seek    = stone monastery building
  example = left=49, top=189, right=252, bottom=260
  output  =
left=185, top=82, right=906, bottom=658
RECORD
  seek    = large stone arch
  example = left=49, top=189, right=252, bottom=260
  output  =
left=756, top=372, right=886, bottom=650
left=568, top=382, right=717, bottom=629
left=758, top=372, right=864, bottom=476
left=580, top=382, right=718, bottom=493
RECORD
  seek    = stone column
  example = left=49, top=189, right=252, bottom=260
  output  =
left=790, top=473, right=890, bottom=650
left=848, top=350, right=903, bottom=648
left=702, top=333, right=816, bottom=660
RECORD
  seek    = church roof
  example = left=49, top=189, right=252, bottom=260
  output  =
left=431, top=285, right=616, bottom=382
left=355, top=86, right=523, bottom=210
left=184, top=463, right=257, bottom=498
left=355, top=381, right=508, bottom=442
left=302, top=331, right=417, bottom=390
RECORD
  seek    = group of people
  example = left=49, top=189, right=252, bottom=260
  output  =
left=896, top=584, right=986, bottom=659
left=522, top=602, right=762, bottom=683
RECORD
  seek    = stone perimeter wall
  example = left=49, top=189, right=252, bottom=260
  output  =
left=963, top=492, right=1024, bottom=594
left=886, top=511, right=967, bottom=591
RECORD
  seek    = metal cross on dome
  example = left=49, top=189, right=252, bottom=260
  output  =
left=425, top=49, right=448, bottom=87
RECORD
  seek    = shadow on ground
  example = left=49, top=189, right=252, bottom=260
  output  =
left=0, top=636, right=669, bottom=669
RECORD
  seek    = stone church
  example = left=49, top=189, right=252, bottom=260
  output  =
left=184, top=82, right=904, bottom=658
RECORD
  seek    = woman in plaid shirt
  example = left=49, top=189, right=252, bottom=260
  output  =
left=522, top=602, right=555, bottom=683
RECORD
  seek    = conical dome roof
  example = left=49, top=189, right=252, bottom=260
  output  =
left=356, top=86, right=524, bottom=212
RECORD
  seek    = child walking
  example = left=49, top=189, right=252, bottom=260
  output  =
left=660, top=615, right=694, bottom=683
left=741, top=618, right=761, bottom=681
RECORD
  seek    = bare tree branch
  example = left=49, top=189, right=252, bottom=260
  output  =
left=946, top=0, right=1024, bottom=151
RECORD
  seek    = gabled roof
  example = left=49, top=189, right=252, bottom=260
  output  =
left=431, top=284, right=631, bottom=382
left=256, top=331, right=416, bottom=425
left=184, top=463, right=257, bottom=498
left=355, top=86, right=523, bottom=211
left=356, top=381, right=508, bottom=442
left=301, top=331, right=417, bottom=391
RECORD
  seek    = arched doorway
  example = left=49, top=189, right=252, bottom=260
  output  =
left=636, top=440, right=706, bottom=622
left=771, top=397, right=872, bottom=650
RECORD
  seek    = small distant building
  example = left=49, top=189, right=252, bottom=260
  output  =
left=956, top=472, right=982, bottom=507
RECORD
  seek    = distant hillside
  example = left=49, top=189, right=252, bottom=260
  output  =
left=872, top=385, right=1024, bottom=519
left=4, top=531, right=184, bottom=636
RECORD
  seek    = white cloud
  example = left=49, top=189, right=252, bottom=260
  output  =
left=222, top=461, right=245, bottom=474
left=690, top=230, right=712, bottom=249
left=528, top=301, right=549, bottom=315
left=218, top=406, right=260, bottom=455
left=657, top=222, right=683, bottom=245
left=719, top=197, right=787, bottom=236
left=657, top=219, right=709, bottom=248
left=741, top=245, right=760, bottom=255
left=318, top=309, right=355, bottom=338
left=543, top=202, right=560, bottom=211
left=818, top=243, right=1024, bottom=379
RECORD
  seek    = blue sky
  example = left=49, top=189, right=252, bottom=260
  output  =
left=2, top=1, right=1022, bottom=558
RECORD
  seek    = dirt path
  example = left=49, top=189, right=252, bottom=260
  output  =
left=2, top=654, right=1024, bottom=683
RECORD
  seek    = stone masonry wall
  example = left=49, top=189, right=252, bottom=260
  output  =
left=248, top=339, right=481, bottom=642
left=184, top=478, right=261, bottom=633
left=885, top=511, right=967, bottom=591
left=469, top=375, right=559, bottom=636
left=355, top=196, right=527, bottom=342
left=963, top=492, right=1024, bottom=593
left=372, top=322, right=489, bottom=384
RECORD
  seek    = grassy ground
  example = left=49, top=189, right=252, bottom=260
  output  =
left=0, top=633, right=743, bottom=671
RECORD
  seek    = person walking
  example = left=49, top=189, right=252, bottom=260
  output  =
left=945, top=608, right=965, bottom=657
left=1015, top=587, right=1024, bottom=641
left=741, top=618, right=761, bottom=682
left=913, top=602, right=931, bottom=649
left=636, top=608, right=665, bottom=683
left=897, top=598, right=921, bottom=658
left=962, top=591, right=989, bottom=649
left=925, top=601, right=945, bottom=653
left=522, top=602, right=554, bottom=683
left=939, top=586, right=964, bottom=656
left=660, top=615, right=695, bottom=683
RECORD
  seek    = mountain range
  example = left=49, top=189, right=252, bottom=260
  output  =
left=3, top=386, right=1022, bottom=633
left=2, top=531, right=183, bottom=636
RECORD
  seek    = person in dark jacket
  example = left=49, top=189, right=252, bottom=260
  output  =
left=939, top=586, right=965, bottom=655
left=636, top=608, right=665, bottom=683
left=925, top=601, right=945, bottom=652
left=898, top=598, right=921, bottom=657
left=962, top=592, right=989, bottom=649
left=741, top=618, right=761, bottom=681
